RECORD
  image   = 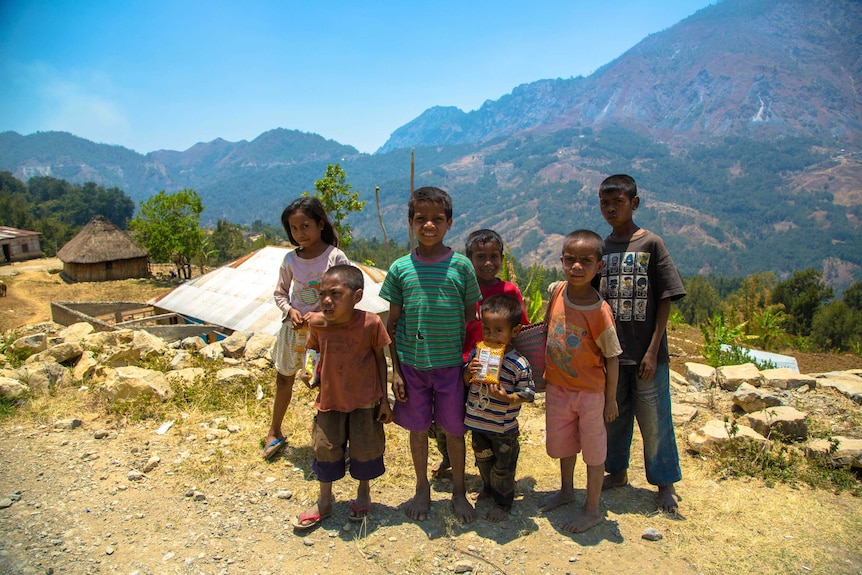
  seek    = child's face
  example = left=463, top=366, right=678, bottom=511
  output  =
left=318, top=275, right=361, bottom=325
left=288, top=212, right=324, bottom=249
left=409, top=201, right=452, bottom=248
left=480, top=310, right=520, bottom=347
left=599, top=189, right=639, bottom=228
left=469, top=241, right=503, bottom=284
left=561, top=239, right=603, bottom=290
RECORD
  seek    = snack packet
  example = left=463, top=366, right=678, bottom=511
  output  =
left=294, top=327, right=308, bottom=353
left=304, top=349, right=320, bottom=387
left=470, top=342, right=505, bottom=384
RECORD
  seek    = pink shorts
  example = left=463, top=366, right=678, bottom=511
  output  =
left=545, top=384, right=607, bottom=466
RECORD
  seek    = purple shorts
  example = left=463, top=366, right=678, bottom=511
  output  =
left=394, top=364, right=466, bottom=437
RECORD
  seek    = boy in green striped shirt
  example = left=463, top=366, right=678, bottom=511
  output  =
left=380, top=186, right=482, bottom=524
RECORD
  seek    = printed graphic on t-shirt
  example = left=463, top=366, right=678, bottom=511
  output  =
left=601, top=251, right=650, bottom=323
left=296, top=276, right=323, bottom=305
left=548, top=316, right=589, bottom=380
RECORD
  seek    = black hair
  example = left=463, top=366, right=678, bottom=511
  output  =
left=599, top=174, right=638, bottom=200
left=323, top=264, right=364, bottom=292
left=465, top=229, right=504, bottom=258
left=408, top=186, right=453, bottom=220
left=281, top=196, right=340, bottom=248
left=480, top=294, right=524, bottom=328
left=562, top=229, right=604, bottom=259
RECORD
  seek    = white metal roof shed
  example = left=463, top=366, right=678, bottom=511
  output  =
left=148, top=246, right=389, bottom=336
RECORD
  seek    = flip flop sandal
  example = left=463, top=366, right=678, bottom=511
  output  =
left=262, top=437, right=286, bottom=460
left=348, top=500, right=372, bottom=522
left=292, top=509, right=331, bottom=531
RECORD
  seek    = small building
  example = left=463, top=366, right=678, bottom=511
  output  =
left=0, top=226, right=42, bottom=264
left=57, top=215, right=149, bottom=282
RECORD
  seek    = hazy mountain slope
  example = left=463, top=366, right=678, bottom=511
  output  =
left=378, top=0, right=862, bottom=152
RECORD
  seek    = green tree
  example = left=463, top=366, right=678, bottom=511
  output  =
left=129, top=189, right=204, bottom=279
left=843, top=281, right=862, bottom=313
left=209, top=219, right=249, bottom=265
left=771, top=269, right=833, bottom=336
left=0, top=172, right=34, bottom=229
left=810, top=301, right=860, bottom=352
left=677, top=275, right=721, bottom=325
left=309, top=163, right=365, bottom=248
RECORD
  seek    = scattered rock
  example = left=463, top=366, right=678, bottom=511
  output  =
left=128, top=470, right=144, bottom=481
left=718, top=363, right=763, bottom=391
left=54, top=418, right=83, bottom=430
left=454, top=560, right=474, bottom=573
left=685, top=362, right=716, bottom=390
left=672, top=403, right=698, bottom=424
left=732, top=382, right=784, bottom=413
left=93, top=429, right=109, bottom=439
left=642, top=528, right=663, bottom=541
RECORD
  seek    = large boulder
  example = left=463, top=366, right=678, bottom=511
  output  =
left=220, top=331, right=251, bottom=359
left=20, top=361, right=73, bottom=394
left=741, top=406, right=807, bottom=441
left=811, top=371, right=862, bottom=405
left=806, top=436, right=862, bottom=469
left=102, top=366, right=173, bottom=403
left=0, top=377, right=28, bottom=399
left=57, top=322, right=95, bottom=344
left=83, top=329, right=136, bottom=349
left=25, top=342, right=83, bottom=366
left=216, top=367, right=252, bottom=386
left=732, top=382, right=784, bottom=413
left=10, top=333, right=47, bottom=355
left=717, top=363, right=763, bottom=391
left=760, top=368, right=815, bottom=390
left=244, top=333, right=275, bottom=361
left=72, top=351, right=99, bottom=381
left=688, top=419, right=767, bottom=453
left=165, top=367, right=205, bottom=386
left=685, top=362, right=716, bottom=390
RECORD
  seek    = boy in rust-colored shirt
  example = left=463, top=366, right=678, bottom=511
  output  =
left=292, top=265, right=392, bottom=531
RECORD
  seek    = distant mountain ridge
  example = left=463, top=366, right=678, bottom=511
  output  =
left=378, top=0, right=862, bottom=152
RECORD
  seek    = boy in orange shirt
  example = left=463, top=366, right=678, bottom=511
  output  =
left=539, top=230, right=621, bottom=533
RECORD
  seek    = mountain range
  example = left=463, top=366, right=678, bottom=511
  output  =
left=1, top=0, right=861, bottom=288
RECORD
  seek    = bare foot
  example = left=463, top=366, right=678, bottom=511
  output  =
left=539, top=490, right=577, bottom=513
left=469, top=489, right=490, bottom=502
left=657, top=484, right=681, bottom=513
left=602, top=470, right=628, bottom=490
left=404, top=487, right=431, bottom=521
left=484, top=505, right=508, bottom=523
left=452, top=493, right=477, bottom=524
left=561, top=508, right=604, bottom=533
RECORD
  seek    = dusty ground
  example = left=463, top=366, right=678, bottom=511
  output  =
left=0, top=258, right=861, bottom=575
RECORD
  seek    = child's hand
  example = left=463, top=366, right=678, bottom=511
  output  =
left=392, top=371, right=407, bottom=402
left=467, top=357, right=481, bottom=378
left=377, top=401, right=393, bottom=423
left=304, top=311, right=326, bottom=328
left=604, top=399, right=619, bottom=423
left=487, top=383, right=511, bottom=403
left=638, top=351, right=658, bottom=381
left=288, top=308, right=305, bottom=329
left=299, top=369, right=317, bottom=389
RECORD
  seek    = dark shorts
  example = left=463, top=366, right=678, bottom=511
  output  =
left=311, top=407, right=385, bottom=483
left=393, top=364, right=466, bottom=437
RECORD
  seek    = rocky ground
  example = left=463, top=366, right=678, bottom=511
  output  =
left=0, top=259, right=861, bottom=575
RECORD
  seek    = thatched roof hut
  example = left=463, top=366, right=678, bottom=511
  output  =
left=57, top=215, right=149, bottom=282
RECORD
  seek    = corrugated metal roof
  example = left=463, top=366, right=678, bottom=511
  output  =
left=0, top=227, right=41, bottom=241
left=148, top=246, right=389, bottom=335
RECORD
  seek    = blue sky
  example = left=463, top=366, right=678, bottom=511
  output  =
left=0, top=1, right=715, bottom=155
